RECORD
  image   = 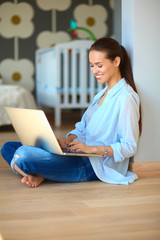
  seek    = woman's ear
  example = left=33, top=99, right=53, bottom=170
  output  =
left=114, top=56, right=121, bottom=67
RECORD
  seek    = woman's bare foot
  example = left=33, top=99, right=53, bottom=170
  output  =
left=21, top=175, right=45, bottom=187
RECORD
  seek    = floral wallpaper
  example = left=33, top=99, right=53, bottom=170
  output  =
left=0, top=0, right=114, bottom=92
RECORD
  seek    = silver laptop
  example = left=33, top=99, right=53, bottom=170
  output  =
left=5, top=107, right=101, bottom=157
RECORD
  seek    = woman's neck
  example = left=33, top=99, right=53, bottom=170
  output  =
left=107, top=73, right=122, bottom=90
left=99, top=72, right=122, bottom=106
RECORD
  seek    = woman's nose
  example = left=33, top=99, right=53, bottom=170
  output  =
left=92, top=66, right=98, bottom=74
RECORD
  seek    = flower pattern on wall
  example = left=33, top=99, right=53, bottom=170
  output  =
left=0, top=59, right=35, bottom=92
left=36, top=31, right=71, bottom=49
left=73, top=4, right=108, bottom=39
left=36, top=0, right=71, bottom=11
left=36, top=0, right=71, bottom=49
left=0, top=0, right=112, bottom=92
left=0, top=2, right=34, bottom=38
left=109, top=0, right=114, bottom=10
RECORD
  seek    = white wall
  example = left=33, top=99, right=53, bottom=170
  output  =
left=122, top=0, right=160, bottom=162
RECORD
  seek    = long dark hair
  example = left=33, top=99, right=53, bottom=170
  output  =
left=90, top=38, right=142, bottom=136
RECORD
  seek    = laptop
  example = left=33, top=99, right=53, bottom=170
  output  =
left=5, top=107, right=101, bottom=157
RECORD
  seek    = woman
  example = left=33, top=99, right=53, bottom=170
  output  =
left=1, top=38, right=142, bottom=187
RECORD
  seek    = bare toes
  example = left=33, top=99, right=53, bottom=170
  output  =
left=26, top=181, right=33, bottom=187
left=27, top=175, right=45, bottom=188
left=21, top=176, right=28, bottom=184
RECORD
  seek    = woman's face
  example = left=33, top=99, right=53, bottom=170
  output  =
left=89, top=50, right=120, bottom=85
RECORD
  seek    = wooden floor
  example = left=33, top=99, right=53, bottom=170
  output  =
left=0, top=110, right=160, bottom=240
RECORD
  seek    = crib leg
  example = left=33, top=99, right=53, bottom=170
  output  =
left=55, top=107, right=61, bottom=127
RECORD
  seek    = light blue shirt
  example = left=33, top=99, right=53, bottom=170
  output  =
left=67, top=78, right=139, bottom=185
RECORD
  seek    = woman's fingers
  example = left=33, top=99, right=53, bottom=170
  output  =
left=68, top=142, right=86, bottom=152
left=57, top=138, right=67, bottom=148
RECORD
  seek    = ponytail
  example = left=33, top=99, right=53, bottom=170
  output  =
left=119, top=46, right=137, bottom=92
left=120, top=45, right=142, bottom=136
left=90, top=38, right=142, bottom=136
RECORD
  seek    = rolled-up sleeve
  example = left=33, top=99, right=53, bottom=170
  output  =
left=66, top=110, right=87, bottom=138
left=110, top=94, right=140, bottom=163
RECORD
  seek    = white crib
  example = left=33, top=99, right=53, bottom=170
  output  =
left=35, top=40, right=104, bottom=126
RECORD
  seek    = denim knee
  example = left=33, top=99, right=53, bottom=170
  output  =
left=12, top=146, right=30, bottom=172
left=1, top=141, right=21, bottom=166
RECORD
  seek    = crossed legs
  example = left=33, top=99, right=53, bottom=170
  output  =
left=1, top=142, right=98, bottom=188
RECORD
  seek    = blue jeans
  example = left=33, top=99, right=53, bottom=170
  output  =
left=1, top=142, right=98, bottom=183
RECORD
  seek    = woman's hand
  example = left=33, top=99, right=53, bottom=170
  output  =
left=57, top=134, right=77, bottom=149
left=68, top=142, right=114, bottom=157
left=57, top=138, right=67, bottom=149
left=68, top=141, right=96, bottom=154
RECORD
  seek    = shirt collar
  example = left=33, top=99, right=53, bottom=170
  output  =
left=93, top=78, right=127, bottom=102
left=107, top=78, right=126, bottom=99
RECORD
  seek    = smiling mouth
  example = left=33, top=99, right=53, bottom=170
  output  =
left=96, top=75, right=102, bottom=79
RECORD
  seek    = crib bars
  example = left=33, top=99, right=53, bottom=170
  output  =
left=36, top=40, right=104, bottom=126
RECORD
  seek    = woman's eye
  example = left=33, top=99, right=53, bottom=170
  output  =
left=98, top=65, right=102, bottom=68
